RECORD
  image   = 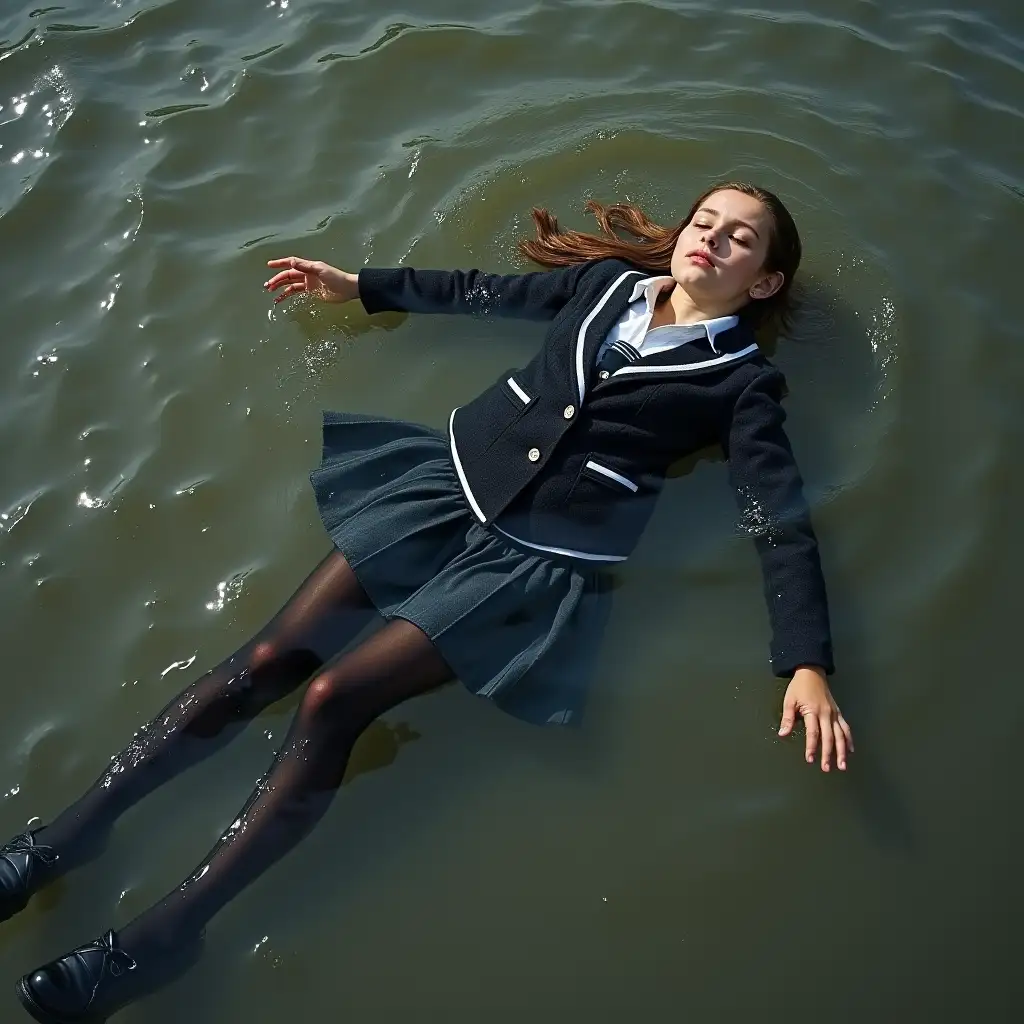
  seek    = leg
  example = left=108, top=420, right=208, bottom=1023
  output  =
left=120, top=618, right=452, bottom=950
left=36, top=550, right=374, bottom=866
left=17, top=620, right=452, bottom=1023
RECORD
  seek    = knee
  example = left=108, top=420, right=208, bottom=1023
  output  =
left=245, top=640, right=320, bottom=681
left=302, top=675, right=345, bottom=716
left=301, top=672, right=368, bottom=720
left=248, top=641, right=278, bottom=672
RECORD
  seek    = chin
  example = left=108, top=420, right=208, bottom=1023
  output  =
left=677, top=272, right=723, bottom=298
left=676, top=263, right=714, bottom=284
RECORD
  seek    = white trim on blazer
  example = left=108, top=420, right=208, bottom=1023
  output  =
left=448, top=408, right=486, bottom=523
left=575, top=271, right=641, bottom=405
left=612, top=343, right=761, bottom=378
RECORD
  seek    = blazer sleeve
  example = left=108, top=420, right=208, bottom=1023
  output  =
left=357, top=262, right=595, bottom=320
left=722, top=368, right=835, bottom=677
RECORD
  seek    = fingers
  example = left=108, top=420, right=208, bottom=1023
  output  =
left=783, top=681, right=854, bottom=773
left=839, top=715, right=855, bottom=754
left=820, top=713, right=834, bottom=772
left=265, top=258, right=321, bottom=298
left=833, top=719, right=848, bottom=771
left=267, top=257, right=317, bottom=271
left=803, top=711, right=819, bottom=765
left=778, top=695, right=797, bottom=738
left=265, top=268, right=304, bottom=291
left=273, top=282, right=307, bottom=304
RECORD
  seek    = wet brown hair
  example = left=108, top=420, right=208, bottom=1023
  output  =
left=518, top=181, right=802, bottom=331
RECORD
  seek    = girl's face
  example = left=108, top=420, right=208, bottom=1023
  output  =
left=670, top=189, right=784, bottom=311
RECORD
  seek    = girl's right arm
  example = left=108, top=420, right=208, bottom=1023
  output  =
left=265, top=257, right=595, bottom=321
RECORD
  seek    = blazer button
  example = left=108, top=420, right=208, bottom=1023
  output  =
left=528, top=447, right=541, bottom=462
left=599, top=370, right=610, bottom=380
left=563, top=405, right=575, bottom=420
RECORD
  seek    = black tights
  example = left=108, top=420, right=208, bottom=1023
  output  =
left=35, top=552, right=453, bottom=950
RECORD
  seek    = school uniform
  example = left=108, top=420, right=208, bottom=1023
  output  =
left=310, top=258, right=833, bottom=725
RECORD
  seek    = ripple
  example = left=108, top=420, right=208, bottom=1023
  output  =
left=0, top=498, right=34, bottom=536
left=204, top=569, right=249, bottom=612
left=730, top=5, right=905, bottom=52
left=75, top=473, right=127, bottom=510
left=159, top=653, right=197, bottom=678
left=241, top=43, right=283, bottom=62
left=145, top=102, right=210, bottom=118
left=0, top=0, right=1021, bottom=1011
left=0, top=28, right=36, bottom=58
left=316, top=20, right=473, bottom=63
left=0, top=63, right=74, bottom=177
left=46, top=22, right=99, bottom=33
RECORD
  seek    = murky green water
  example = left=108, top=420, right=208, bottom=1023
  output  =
left=2, top=0, right=1023, bottom=1019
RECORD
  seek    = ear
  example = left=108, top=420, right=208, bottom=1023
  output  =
left=749, top=271, right=784, bottom=300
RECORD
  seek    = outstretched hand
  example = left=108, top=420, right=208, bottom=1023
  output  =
left=264, top=257, right=359, bottom=305
left=778, top=666, right=854, bottom=772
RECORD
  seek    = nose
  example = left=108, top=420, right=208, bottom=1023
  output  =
left=702, top=231, right=718, bottom=250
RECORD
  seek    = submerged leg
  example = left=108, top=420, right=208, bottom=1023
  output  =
left=36, top=550, right=374, bottom=865
left=17, top=619, right=452, bottom=1021
left=123, top=617, right=452, bottom=948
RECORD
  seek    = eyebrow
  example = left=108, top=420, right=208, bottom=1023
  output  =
left=696, top=207, right=761, bottom=239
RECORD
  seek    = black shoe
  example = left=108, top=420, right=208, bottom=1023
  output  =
left=17, top=929, right=201, bottom=1024
left=0, top=831, right=58, bottom=924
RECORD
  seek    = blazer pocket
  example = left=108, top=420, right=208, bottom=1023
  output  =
left=500, top=373, right=533, bottom=409
left=565, top=455, right=639, bottom=532
left=581, top=459, right=639, bottom=493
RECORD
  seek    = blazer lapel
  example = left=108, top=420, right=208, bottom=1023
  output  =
left=574, top=270, right=645, bottom=403
left=612, top=322, right=761, bottom=380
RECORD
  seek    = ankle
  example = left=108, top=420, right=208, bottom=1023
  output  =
left=119, top=911, right=203, bottom=958
left=33, top=822, right=110, bottom=872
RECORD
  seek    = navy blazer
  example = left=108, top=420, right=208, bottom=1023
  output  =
left=358, top=258, right=834, bottom=677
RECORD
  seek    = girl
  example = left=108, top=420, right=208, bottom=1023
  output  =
left=5, top=181, right=853, bottom=1022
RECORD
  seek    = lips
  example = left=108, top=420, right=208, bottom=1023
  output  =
left=687, top=250, right=714, bottom=268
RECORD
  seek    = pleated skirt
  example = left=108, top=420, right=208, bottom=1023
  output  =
left=310, top=412, right=613, bottom=726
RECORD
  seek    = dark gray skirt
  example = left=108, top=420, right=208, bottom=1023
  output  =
left=309, top=412, right=613, bottom=726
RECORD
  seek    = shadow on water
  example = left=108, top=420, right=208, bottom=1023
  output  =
left=788, top=277, right=918, bottom=856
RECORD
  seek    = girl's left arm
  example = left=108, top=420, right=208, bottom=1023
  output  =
left=723, top=368, right=854, bottom=772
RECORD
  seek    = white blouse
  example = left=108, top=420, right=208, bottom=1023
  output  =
left=594, top=275, right=739, bottom=365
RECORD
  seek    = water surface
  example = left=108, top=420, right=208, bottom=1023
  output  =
left=1, top=0, right=1023, bottom=1020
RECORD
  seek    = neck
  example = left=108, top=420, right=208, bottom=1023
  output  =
left=665, top=283, right=740, bottom=325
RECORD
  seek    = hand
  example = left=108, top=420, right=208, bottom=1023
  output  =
left=778, top=666, right=854, bottom=772
left=264, top=257, right=359, bottom=305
